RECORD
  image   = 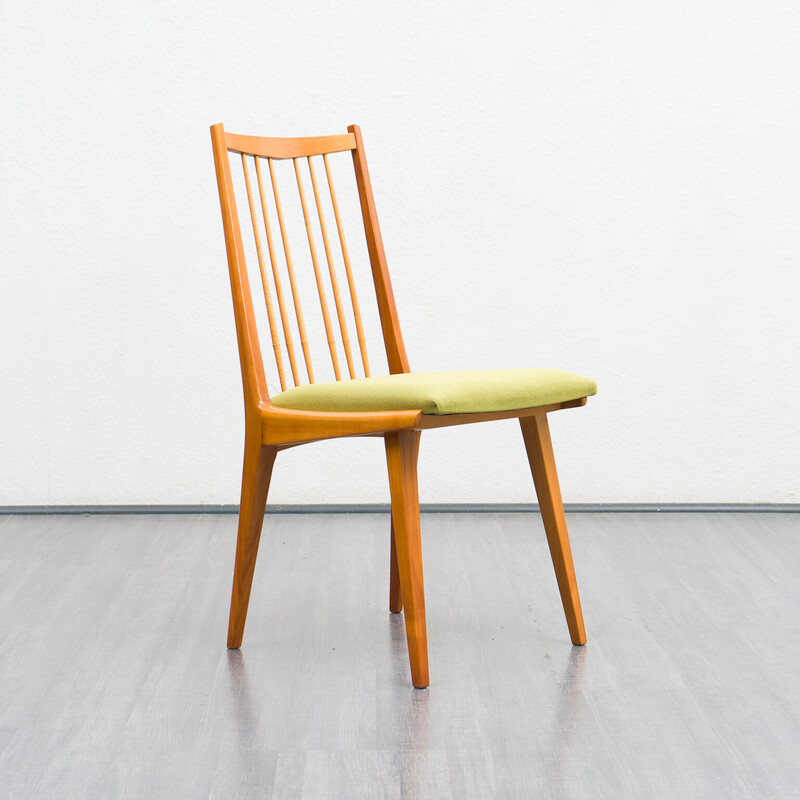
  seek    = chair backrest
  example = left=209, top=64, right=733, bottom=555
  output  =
left=210, top=123, right=410, bottom=409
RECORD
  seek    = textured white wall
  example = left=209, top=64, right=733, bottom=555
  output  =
left=1, top=2, right=798, bottom=505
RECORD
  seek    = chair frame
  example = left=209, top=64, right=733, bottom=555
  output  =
left=211, top=123, right=589, bottom=688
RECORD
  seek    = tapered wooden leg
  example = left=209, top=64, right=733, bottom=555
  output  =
left=388, top=433, right=420, bottom=614
left=385, top=431, right=429, bottom=688
left=520, top=414, right=587, bottom=645
left=389, top=520, right=403, bottom=613
left=227, top=437, right=278, bottom=649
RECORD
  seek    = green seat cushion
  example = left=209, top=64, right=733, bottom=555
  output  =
left=270, top=368, right=596, bottom=416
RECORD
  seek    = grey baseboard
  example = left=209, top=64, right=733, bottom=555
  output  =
left=0, top=503, right=798, bottom=515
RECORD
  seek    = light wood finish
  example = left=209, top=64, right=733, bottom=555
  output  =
left=210, top=122, right=593, bottom=686
left=324, top=153, right=370, bottom=377
left=388, top=519, right=403, bottom=613
left=388, top=432, right=420, bottom=614
left=227, top=439, right=277, bottom=648
left=416, top=397, right=587, bottom=430
left=308, top=156, right=357, bottom=379
left=211, top=125, right=269, bottom=408
left=268, top=156, right=315, bottom=383
left=520, top=414, right=587, bottom=644
left=385, top=431, right=429, bottom=688
left=225, top=131, right=356, bottom=159
left=293, top=157, right=342, bottom=380
left=261, top=405, right=421, bottom=448
left=255, top=157, right=300, bottom=386
left=241, top=155, right=287, bottom=390
left=348, top=124, right=410, bottom=375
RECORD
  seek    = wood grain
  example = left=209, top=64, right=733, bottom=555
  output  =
left=224, top=131, right=356, bottom=159
left=241, top=154, right=287, bottom=390
left=308, top=155, right=357, bottom=379
left=227, top=440, right=278, bottom=648
left=255, top=156, right=300, bottom=386
left=520, top=414, right=587, bottom=645
left=388, top=518, right=403, bottom=614
left=268, top=156, right=315, bottom=383
left=389, top=431, right=420, bottom=614
left=293, top=156, right=342, bottom=380
left=210, top=123, right=269, bottom=406
left=385, top=430, right=429, bottom=688
left=260, top=405, right=421, bottom=447
left=416, top=398, right=587, bottom=430
left=324, top=152, right=370, bottom=377
left=211, top=122, right=592, bottom=686
left=349, top=124, right=411, bottom=375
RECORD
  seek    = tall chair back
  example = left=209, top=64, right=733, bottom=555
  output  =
left=210, top=124, right=410, bottom=411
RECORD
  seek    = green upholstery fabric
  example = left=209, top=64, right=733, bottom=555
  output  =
left=270, top=368, right=597, bottom=416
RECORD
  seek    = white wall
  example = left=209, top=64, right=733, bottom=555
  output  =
left=1, top=1, right=798, bottom=506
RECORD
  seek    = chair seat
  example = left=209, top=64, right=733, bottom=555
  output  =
left=270, top=368, right=597, bottom=416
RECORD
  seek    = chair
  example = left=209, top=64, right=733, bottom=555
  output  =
left=210, top=123, right=596, bottom=688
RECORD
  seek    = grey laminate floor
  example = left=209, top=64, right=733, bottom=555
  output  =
left=0, top=512, right=798, bottom=799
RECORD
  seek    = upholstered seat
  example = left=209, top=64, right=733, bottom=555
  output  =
left=272, top=368, right=597, bottom=415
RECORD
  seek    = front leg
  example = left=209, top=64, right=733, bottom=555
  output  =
left=385, top=430, right=429, bottom=688
left=227, top=438, right=278, bottom=649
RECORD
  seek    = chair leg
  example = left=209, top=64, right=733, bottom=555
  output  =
left=520, top=414, right=587, bottom=645
left=388, top=432, right=420, bottom=614
left=227, top=437, right=278, bottom=649
left=385, top=430, right=429, bottom=688
left=389, top=520, right=403, bottom=613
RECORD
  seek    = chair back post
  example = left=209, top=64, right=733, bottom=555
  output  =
left=210, top=123, right=270, bottom=410
left=349, top=125, right=411, bottom=375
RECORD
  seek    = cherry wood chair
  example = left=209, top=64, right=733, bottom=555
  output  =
left=210, top=123, right=596, bottom=688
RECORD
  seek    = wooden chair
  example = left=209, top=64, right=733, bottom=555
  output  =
left=210, top=123, right=596, bottom=688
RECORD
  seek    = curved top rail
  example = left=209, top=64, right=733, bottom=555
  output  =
left=224, top=131, right=356, bottom=160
